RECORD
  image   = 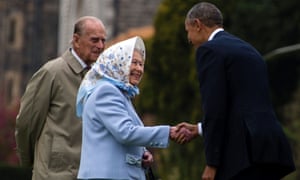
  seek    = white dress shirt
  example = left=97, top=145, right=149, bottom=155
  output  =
left=71, top=48, right=89, bottom=68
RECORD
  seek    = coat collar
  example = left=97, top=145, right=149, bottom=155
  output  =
left=62, top=48, right=85, bottom=75
left=208, top=28, right=224, bottom=41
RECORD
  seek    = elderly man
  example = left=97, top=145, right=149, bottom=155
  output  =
left=15, top=16, right=106, bottom=180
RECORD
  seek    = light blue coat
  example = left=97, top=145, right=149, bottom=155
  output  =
left=77, top=80, right=170, bottom=180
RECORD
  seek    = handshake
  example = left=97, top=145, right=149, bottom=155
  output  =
left=169, top=122, right=199, bottom=144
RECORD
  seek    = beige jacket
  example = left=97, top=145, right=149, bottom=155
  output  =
left=15, top=50, right=86, bottom=180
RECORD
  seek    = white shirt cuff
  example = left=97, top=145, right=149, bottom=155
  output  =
left=197, top=122, right=203, bottom=136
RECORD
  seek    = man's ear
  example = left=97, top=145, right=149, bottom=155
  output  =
left=193, top=19, right=202, bottom=31
left=72, top=34, right=80, bottom=48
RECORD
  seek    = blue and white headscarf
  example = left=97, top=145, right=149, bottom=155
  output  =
left=76, top=36, right=146, bottom=117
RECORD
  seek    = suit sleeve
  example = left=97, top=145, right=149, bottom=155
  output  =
left=15, top=68, right=52, bottom=167
left=92, top=84, right=170, bottom=148
left=196, top=46, right=227, bottom=167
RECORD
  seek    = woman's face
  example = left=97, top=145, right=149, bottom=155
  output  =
left=129, top=51, right=144, bottom=86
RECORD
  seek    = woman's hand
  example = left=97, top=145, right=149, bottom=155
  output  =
left=142, top=151, right=154, bottom=168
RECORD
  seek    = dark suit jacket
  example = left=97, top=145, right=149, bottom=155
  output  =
left=196, top=31, right=295, bottom=179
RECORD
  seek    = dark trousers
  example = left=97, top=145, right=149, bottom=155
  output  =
left=231, top=164, right=289, bottom=180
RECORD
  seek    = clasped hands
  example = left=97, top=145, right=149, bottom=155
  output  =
left=169, top=122, right=199, bottom=144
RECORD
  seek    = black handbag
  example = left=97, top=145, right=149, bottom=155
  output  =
left=146, top=167, right=156, bottom=180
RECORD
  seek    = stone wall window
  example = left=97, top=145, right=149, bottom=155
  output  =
left=7, top=12, right=23, bottom=50
left=4, top=71, right=20, bottom=108
left=8, top=19, right=16, bottom=44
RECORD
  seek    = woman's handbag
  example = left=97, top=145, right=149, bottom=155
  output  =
left=146, top=167, right=156, bottom=180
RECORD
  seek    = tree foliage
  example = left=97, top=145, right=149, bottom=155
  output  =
left=267, top=51, right=300, bottom=180
left=222, top=0, right=300, bottom=54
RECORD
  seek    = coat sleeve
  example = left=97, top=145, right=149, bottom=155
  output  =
left=196, top=46, right=228, bottom=167
left=15, top=68, right=53, bottom=167
left=91, top=84, right=170, bottom=148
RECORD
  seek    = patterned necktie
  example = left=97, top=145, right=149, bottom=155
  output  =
left=81, top=66, right=91, bottom=79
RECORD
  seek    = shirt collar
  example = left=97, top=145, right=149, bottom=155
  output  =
left=208, top=28, right=224, bottom=41
left=71, top=48, right=88, bottom=68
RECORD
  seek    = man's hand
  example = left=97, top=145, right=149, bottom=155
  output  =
left=202, top=165, right=217, bottom=180
left=175, top=122, right=199, bottom=143
left=169, top=123, right=197, bottom=144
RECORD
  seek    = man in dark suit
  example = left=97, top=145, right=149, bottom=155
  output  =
left=176, top=2, right=295, bottom=180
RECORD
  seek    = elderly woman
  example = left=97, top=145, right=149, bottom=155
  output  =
left=76, top=36, right=177, bottom=180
